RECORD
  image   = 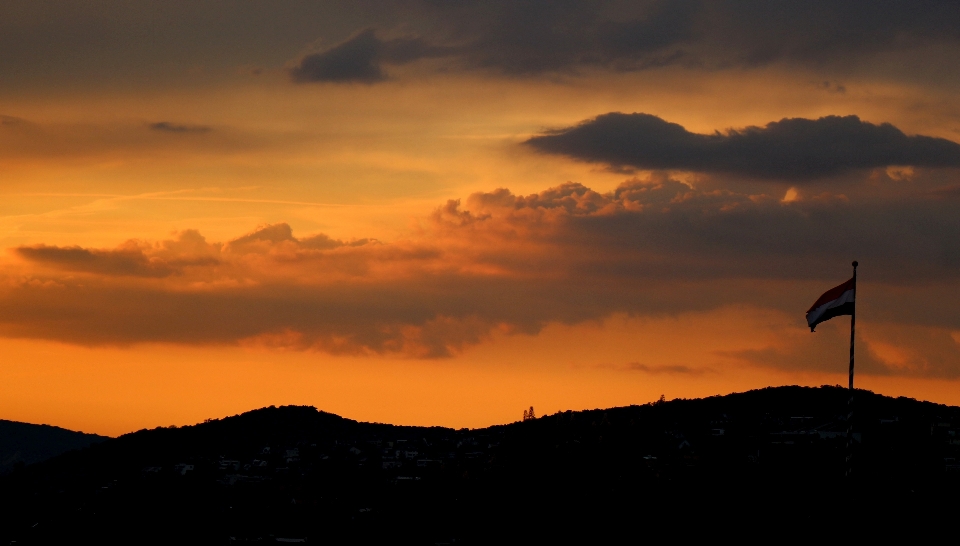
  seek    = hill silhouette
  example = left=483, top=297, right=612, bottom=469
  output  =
left=0, top=420, right=107, bottom=475
left=1, top=385, right=958, bottom=543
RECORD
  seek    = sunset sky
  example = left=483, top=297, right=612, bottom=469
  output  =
left=3, top=1, right=960, bottom=436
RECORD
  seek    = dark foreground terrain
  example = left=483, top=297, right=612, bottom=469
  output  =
left=0, top=420, right=107, bottom=475
left=2, top=385, right=959, bottom=544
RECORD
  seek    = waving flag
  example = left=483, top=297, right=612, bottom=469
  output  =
left=806, top=277, right=856, bottom=332
left=806, top=261, right=859, bottom=477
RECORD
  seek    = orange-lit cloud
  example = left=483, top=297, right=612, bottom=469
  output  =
left=15, top=234, right=219, bottom=278
left=4, top=172, right=960, bottom=376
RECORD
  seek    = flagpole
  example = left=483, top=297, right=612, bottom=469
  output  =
left=846, top=260, right=858, bottom=478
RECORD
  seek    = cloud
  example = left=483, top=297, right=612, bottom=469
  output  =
left=289, top=28, right=449, bottom=83
left=14, top=231, right=219, bottom=278
left=707, top=0, right=960, bottom=66
left=3, top=1, right=960, bottom=89
left=0, top=118, right=277, bottom=166
left=149, top=122, right=212, bottom=134
left=15, top=245, right=179, bottom=278
left=718, top=326, right=892, bottom=376
left=525, top=113, right=960, bottom=179
left=228, top=223, right=299, bottom=248
left=224, top=223, right=373, bottom=256
left=287, top=3, right=698, bottom=83
left=817, top=81, right=847, bottom=94
left=4, top=176, right=960, bottom=373
left=626, top=363, right=709, bottom=375
left=279, top=1, right=960, bottom=83
left=0, top=115, right=25, bottom=127
left=290, top=29, right=386, bottom=83
left=455, top=0, right=960, bottom=74
left=720, top=322, right=960, bottom=379
left=430, top=0, right=698, bottom=75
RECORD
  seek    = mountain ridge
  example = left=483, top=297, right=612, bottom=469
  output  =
left=0, top=419, right=108, bottom=475
left=3, top=385, right=958, bottom=543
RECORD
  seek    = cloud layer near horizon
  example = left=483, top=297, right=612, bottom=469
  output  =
left=5, top=175, right=960, bottom=377
left=526, top=113, right=960, bottom=179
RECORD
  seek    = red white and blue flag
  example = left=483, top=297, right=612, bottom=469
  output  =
left=806, top=277, right=855, bottom=332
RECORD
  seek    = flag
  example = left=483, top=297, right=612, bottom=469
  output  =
left=806, top=277, right=855, bottom=332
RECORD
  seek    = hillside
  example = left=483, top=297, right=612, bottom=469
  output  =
left=1, top=385, right=958, bottom=543
left=0, top=420, right=108, bottom=475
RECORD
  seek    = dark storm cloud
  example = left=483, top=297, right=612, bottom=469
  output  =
left=290, top=29, right=387, bottom=83
left=149, top=122, right=212, bottom=134
left=283, top=0, right=960, bottom=83
left=433, top=0, right=960, bottom=73
left=709, top=0, right=960, bottom=65
left=289, top=28, right=449, bottom=83
left=426, top=0, right=698, bottom=75
left=288, top=1, right=698, bottom=82
left=525, top=113, right=960, bottom=179
left=3, top=1, right=959, bottom=88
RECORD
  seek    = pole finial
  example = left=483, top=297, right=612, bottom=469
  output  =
left=852, top=260, right=858, bottom=268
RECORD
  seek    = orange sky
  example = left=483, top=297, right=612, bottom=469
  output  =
left=2, top=2, right=960, bottom=436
